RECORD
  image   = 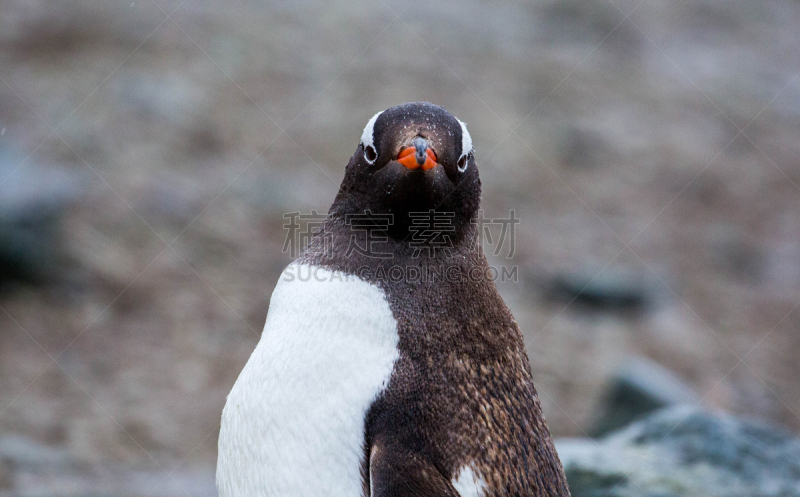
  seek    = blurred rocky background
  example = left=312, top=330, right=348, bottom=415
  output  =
left=0, top=0, right=799, bottom=495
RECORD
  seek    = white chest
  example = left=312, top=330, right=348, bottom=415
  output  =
left=217, top=264, right=399, bottom=497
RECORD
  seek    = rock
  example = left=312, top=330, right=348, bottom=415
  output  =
left=543, top=269, right=658, bottom=314
left=557, top=406, right=800, bottom=497
left=708, top=225, right=763, bottom=282
left=0, top=147, right=82, bottom=286
left=559, top=126, right=611, bottom=170
left=0, top=435, right=74, bottom=471
left=0, top=434, right=217, bottom=496
left=591, top=357, right=700, bottom=437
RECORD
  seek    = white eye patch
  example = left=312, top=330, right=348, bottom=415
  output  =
left=360, top=111, right=383, bottom=160
left=359, top=110, right=383, bottom=164
left=458, top=119, right=473, bottom=172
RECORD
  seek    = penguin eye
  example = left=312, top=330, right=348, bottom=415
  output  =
left=457, top=152, right=472, bottom=172
left=363, top=144, right=378, bottom=164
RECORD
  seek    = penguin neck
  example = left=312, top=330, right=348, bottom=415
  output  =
left=298, top=213, right=483, bottom=276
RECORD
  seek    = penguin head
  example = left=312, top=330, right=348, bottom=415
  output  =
left=331, top=102, right=481, bottom=238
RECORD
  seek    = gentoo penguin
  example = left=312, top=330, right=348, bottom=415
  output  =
left=217, top=102, right=571, bottom=497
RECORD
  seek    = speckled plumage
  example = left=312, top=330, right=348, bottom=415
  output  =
left=300, top=103, right=570, bottom=496
left=218, top=102, right=570, bottom=497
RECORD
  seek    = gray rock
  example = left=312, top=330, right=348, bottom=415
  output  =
left=591, top=357, right=700, bottom=437
left=0, top=435, right=74, bottom=471
left=0, top=148, right=82, bottom=285
left=708, top=225, right=763, bottom=282
left=557, top=406, right=800, bottom=497
left=0, top=434, right=217, bottom=497
left=544, top=269, right=658, bottom=314
left=559, top=126, right=612, bottom=170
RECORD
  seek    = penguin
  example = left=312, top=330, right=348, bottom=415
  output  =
left=216, top=102, right=571, bottom=497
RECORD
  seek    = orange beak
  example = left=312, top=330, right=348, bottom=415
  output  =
left=396, top=138, right=437, bottom=171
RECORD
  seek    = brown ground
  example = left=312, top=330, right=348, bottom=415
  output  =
left=0, top=0, right=799, bottom=481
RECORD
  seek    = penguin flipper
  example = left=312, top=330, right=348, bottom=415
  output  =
left=368, top=439, right=458, bottom=497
